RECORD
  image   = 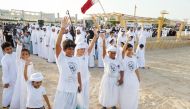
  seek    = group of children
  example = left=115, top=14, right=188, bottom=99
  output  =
left=1, top=40, right=51, bottom=109
left=1, top=16, right=145, bottom=109
left=98, top=30, right=141, bottom=109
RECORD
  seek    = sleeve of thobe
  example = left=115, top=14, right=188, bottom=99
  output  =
left=27, top=64, right=34, bottom=78
left=50, top=35, right=55, bottom=49
left=16, top=44, right=22, bottom=61
left=1, top=59, right=10, bottom=84
left=119, top=60, right=124, bottom=71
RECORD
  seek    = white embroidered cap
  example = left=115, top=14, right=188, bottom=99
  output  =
left=30, top=72, right=44, bottom=81
left=75, top=42, right=88, bottom=50
left=107, top=46, right=117, bottom=52
left=75, top=26, right=82, bottom=32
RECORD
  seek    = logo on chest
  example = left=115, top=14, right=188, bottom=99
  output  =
left=128, top=61, right=135, bottom=71
left=110, top=63, right=119, bottom=73
left=68, top=62, right=77, bottom=74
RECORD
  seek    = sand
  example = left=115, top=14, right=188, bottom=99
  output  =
left=0, top=47, right=190, bottom=109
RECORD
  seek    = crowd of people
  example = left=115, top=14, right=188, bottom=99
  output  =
left=0, top=17, right=150, bottom=109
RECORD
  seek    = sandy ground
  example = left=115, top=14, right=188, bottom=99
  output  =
left=0, top=47, right=190, bottom=109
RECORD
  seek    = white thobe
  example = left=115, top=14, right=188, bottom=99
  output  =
left=117, top=35, right=127, bottom=47
left=138, top=30, right=147, bottom=46
left=10, top=45, right=34, bottom=109
left=136, top=47, right=145, bottom=67
left=30, top=30, right=38, bottom=55
left=1, top=52, right=17, bottom=107
left=36, top=30, right=43, bottom=57
left=88, top=40, right=95, bottom=67
left=48, top=32, right=57, bottom=63
left=76, top=54, right=90, bottom=109
left=43, top=31, right=51, bottom=59
left=119, top=56, right=139, bottom=109
left=97, top=37, right=104, bottom=67
left=53, top=52, right=80, bottom=109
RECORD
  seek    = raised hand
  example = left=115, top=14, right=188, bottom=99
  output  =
left=61, top=17, right=70, bottom=29
left=15, top=39, right=22, bottom=45
left=93, top=28, right=98, bottom=38
left=99, top=33, right=105, bottom=40
left=25, top=58, right=32, bottom=66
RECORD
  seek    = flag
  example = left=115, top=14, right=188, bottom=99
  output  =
left=81, top=0, right=97, bottom=14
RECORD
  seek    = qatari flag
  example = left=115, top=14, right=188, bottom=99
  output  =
left=81, top=0, right=97, bottom=14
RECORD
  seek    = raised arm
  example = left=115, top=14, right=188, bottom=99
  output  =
left=24, top=59, right=31, bottom=81
left=88, top=29, right=98, bottom=55
left=15, top=39, right=22, bottom=61
left=122, top=43, right=127, bottom=59
left=100, top=33, right=106, bottom=59
left=78, top=72, right=82, bottom=93
left=122, top=38, right=130, bottom=59
left=56, top=17, right=70, bottom=58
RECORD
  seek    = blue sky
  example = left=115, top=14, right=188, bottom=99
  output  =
left=0, top=0, right=189, bottom=20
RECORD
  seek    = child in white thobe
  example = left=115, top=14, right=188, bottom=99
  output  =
left=75, top=32, right=98, bottom=109
left=1, top=42, right=17, bottom=108
left=99, top=34, right=124, bottom=109
left=119, top=43, right=140, bottom=109
left=53, top=18, right=82, bottom=109
left=136, top=44, right=145, bottom=69
left=54, top=43, right=82, bottom=109
left=10, top=40, right=34, bottom=109
left=23, top=69, right=51, bottom=109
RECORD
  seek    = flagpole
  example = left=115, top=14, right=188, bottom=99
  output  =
left=133, top=4, right=137, bottom=29
left=134, top=4, right=137, bottom=17
left=91, top=0, right=106, bottom=29
left=97, top=0, right=106, bottom=14
left=66, top=10, right=75, bottom=40
left=97, top=0, right=108, bottom=27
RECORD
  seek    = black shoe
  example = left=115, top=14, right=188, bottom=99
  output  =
left=112, top=106, right=116, bottom=109
left=102, top=107, right=107, bottom=109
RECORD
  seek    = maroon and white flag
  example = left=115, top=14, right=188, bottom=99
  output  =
left=81, top=0, right=97, bottom=14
